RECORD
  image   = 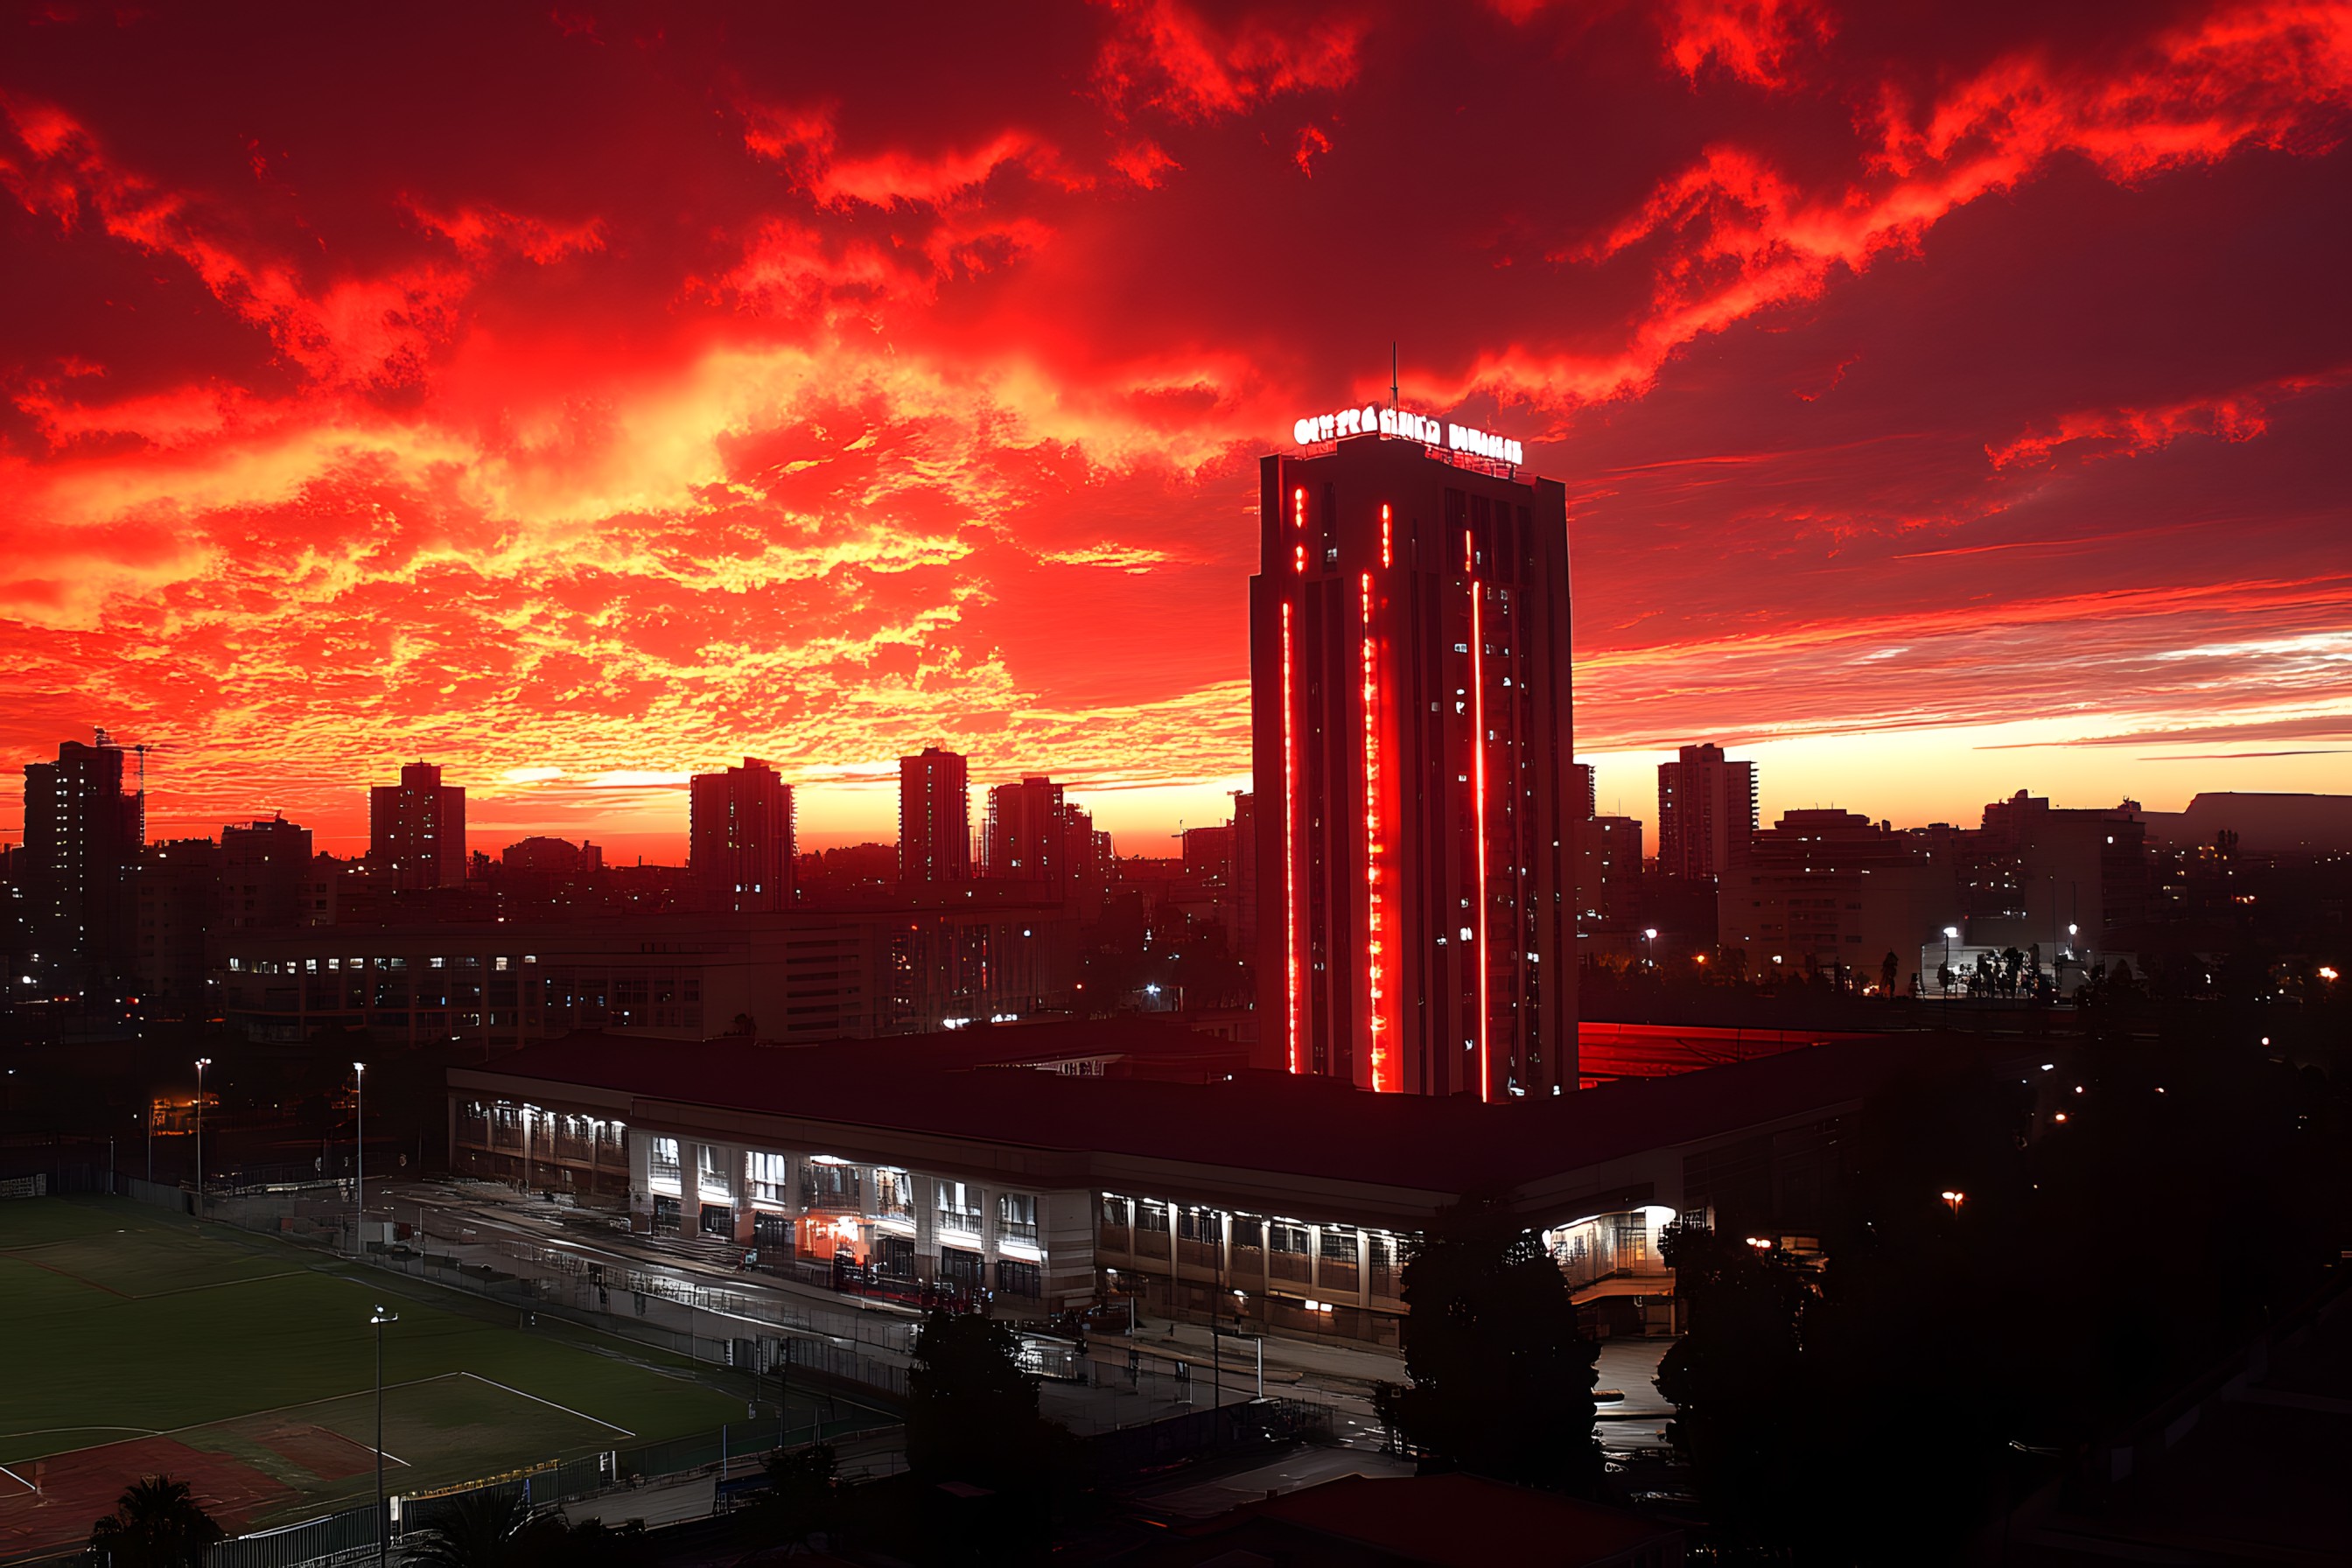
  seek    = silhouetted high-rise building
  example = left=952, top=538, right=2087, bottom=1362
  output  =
left=984, top=776, right=1065, bottom=885
left=898, top=747, right=970, bottom=885
left=369, top=762, right=466, bottom=891
left=1568, top=761, right=1597, bottom=821
left=24, top=737, right=144, bottom=1001
left=137, top=836, right=220, bottom=1019
left=1232, top=792, right=1259, bottom=958
left=690, top=758, right=795, bottom=912
left=220, top=815, right=313, bottom=928
left=1577, top=815, right=1644, bottom=928
left=1657, top=744, right=1756, bottom=884
left=1250, top=423, right=1577, bottom=1098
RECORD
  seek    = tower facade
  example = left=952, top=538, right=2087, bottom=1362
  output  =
left=983, top=776, right=1065, bottom=885
left=221, top=815, right=314, bottom=928
left=1250, top=427, right=1577, bottom=1098
left=1656, top=743, right=1757, bottom=884
left=690, top=758, right=795, bottom=912
left=898, top=747, right=971, bottom=886
left=24, top=737, right=144, bottom=1001
left=369, top=761, right=466, bottom=891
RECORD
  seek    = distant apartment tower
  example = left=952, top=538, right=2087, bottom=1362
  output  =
left=370, top=762, right=466, bottom=891
left=502, top=836, right=603, bottom=875
left=1718, top=810, right=1955, bottom=993
left=690, top=758, right=795, bottom=912
left=1657, top=744, right=1757, bottom=884
left=220, top=815, right=314, bottom=928
left=1231, top=792, right=1258, bottom=958
left=1963, top=789, right=2152, bottom=944
left=898, top=747, right=971, bottom=885
left=1567, top=761, right=1598, bottom=821
left=1249, top=425, right=1577, bottom=1099
left=984, top=776, right=1065, bottom=885
left=1577, top=816, right=1644, bottom=927
left=137, top=837, right=220, bottom=1019
left=24, top=737, right=144, bottom=998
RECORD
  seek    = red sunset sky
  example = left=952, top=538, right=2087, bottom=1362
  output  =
left=4, top=1, right=2348, bottom=862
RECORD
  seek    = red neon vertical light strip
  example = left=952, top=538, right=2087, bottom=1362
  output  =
left=1470, top=576, right=1491, bottom=1102
left=1380, top=503, right=1392, bottom=569
left=1285, top=486, right=1306, bottom=1073
left=1283, top=602, right=1300, bottom=1075
left=1361, top=570, right=1392, bottom=1092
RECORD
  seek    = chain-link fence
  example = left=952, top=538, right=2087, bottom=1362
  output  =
left=200, top=1412, right=897, bottom=1568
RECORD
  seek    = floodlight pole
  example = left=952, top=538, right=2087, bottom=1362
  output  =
left=193, top=1058, right=211, bottom=1214
left=371, top=1306, right=399, bottom=1564
left=354, top=1061, right=367, bottom=1254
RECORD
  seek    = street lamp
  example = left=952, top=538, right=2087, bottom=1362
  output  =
left=1643, top=928, right=1658, bottom=968
left=1939, top=1190, right=1965, bottom=1214
left=193, top=1058, right=212, bottom=1211
left=370, top=1306, right=400, bottom=1564
left=354, top=1062, right=367, bottom=1255
left=1942, top=928, right=1958, bottom=997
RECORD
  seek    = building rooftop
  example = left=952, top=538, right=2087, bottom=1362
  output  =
left=1164, top=1472, right=1681, bottom=1566
left=456, top=1017, right=1973, bottom=1222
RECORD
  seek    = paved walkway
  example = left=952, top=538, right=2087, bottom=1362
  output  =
left=374, top=1179, right=1679, bottom=1449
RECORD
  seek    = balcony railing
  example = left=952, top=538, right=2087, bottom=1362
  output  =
left=998, top=1219, right=1040, bottom=1245
left=804, top=1190, right=864, bottom=1213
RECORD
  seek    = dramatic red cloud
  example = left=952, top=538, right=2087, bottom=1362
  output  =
left=2, top=0, right=2348, bottom=856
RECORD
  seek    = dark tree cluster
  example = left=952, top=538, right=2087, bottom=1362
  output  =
left=394, top=1488, right=654, bottom=1568
left=1658, top=1039, right=2352, bottom=1564
left=1375, top=1194, right=1603, bottom=1495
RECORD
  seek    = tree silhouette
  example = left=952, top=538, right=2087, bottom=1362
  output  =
left=398, top=1488, right=654, bottom=1568
left=1373, top=1194, right=1600, bottom=1494
left=1656, top=1226, right=1819, bottom=1557
left=905, top=1310, right=1044, bottom=1485
left=87, top=1475, right=224, bottom=1568
left=735, top=1442, right=843, bottom=1551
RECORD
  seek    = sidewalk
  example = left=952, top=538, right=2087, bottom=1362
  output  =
left=380, top=1179, right=1680, bottom=1447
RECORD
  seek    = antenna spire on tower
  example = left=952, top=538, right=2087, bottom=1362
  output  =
left=1390, top=343, right=1399, bottom=410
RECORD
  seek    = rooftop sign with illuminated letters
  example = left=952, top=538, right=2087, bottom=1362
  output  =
left=1292, top=405, right=1523, bottom=467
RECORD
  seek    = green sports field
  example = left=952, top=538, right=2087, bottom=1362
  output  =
left=0, top=1196, right=760, bottom=1560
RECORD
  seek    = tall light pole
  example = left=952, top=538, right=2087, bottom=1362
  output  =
left=354, top=1061, right=367, bottom=1254
left=1643, top=928, right=1658, bottom=970
left=193, top=1057, right=212, bottom=1212
left=1942, top=928, right=1958, bottom=998
left=370, top=1305, right=399, bottom=1564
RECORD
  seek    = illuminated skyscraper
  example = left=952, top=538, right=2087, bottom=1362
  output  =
left=899, top=746, right=970, bottom=886
left=1250, top=416, right=1577, bottom=1097
left=369, top=761, right=466, bottom=891
left=690, top=757, right=794, bottom=912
